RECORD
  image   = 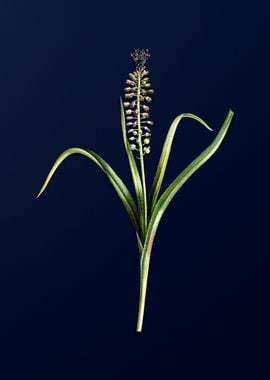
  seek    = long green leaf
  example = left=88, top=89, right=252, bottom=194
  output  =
left=149, top=113, right=213, bottom=215
left=36, top=147, right=141, bottom=238
left=120, top=97, right=145, bottom=239
left=142, top=110, right=234, bottom=263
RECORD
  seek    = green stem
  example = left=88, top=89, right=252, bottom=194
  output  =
left=136, top=70, right=147, bottom=236
left=135, top=70, right=150, bottom=332
left=136, top=253, right=151, bottom=332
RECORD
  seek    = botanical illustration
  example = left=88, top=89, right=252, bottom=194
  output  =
left=37, top=49, right=234, bottom=332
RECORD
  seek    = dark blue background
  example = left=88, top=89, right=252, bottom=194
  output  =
left=1, top=0, right=269, bottom=379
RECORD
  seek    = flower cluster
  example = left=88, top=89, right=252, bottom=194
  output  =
left=123, top=49, right=154, bottom=156
left=130, top=48, right=150, bottom=71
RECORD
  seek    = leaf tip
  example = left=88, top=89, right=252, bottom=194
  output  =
left=226, top=109, right=235, bottom=124
left=36, top=181, right=48, bottom=199
left=35, top=188, right=43, bottom=199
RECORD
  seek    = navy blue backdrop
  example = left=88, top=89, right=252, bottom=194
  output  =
left=1, top=0, right=269, bottom=379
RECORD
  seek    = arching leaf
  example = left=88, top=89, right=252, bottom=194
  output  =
left=149, top=113, right=213, bottom=215
left=37, top=147, right=141, bottom=241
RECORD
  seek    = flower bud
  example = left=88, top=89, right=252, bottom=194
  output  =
left=141, top=120, right=153, bottom=126
left=142, top=126, right=151, bottom=132
left=142, top=105, right=150, bottom=112
left=126, top=79, right=136, bottom=86
left=129, top=73, right=137, bottom=81
left=141, top=112, right=149, bottom=119
left=143, top=146, right=151, bottom=154
left=125, top=93, right=136, bottom=98
left=142, top=77, right=150, bottom=83
left=142, top=70, right=149, bottom=77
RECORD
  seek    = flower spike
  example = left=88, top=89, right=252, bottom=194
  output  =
left=124, top=49, right=154, bottom=157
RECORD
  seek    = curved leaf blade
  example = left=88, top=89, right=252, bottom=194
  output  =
left=149, top=113, right=213, bottom=215
left=36, top=147, right=141, bottom=239
left=143, top=110, right=234, bottom=261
